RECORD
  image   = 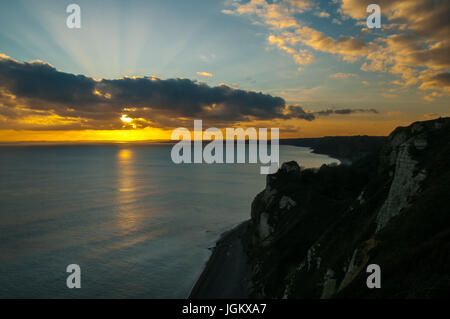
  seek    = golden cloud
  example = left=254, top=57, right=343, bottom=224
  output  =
left=225, top=0, right=450, bottom=99
left=196, top=71, right=213, bottom=77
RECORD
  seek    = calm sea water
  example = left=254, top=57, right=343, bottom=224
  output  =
left=0, top=144, right=338, bottom=298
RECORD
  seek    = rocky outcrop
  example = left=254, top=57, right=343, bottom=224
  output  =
left=244, top=117, right=450, bottom=298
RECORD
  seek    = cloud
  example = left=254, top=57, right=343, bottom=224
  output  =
left=283, top=105, right=379, bottom=121
left=329, top=73, right=357, bottom=79
left=360, top=33, right=450, bottom=95
left=423, top=112, right=447, bottom=120
left=224, top=0, right=450, bottom=98
left=314, top=11, right=330, bottom=18
left=315, top=108, right=379, bottom=116
left=227, top=0, right=311, bottom=29
left=268, top=35, right=314, bottom=70
left=286, top=26, right=369, bottom=62
left=225, top=0, right=369, bottom=65
left=0, top=55, right=287, bottom=129
left=0, top=55, right=380, bottom=130
left=419, top=72, right=450, bottom=90
left=340, top=0, right=450, bottom=96
left=418, top=71, right=450, bottom=98
left=196, top=71, right=213, bottom=77
left=283, top=105, right=316, bottom=121
left=340, top=0, right=449, bottom=42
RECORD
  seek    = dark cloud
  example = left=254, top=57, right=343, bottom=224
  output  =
left=100, top=79, right=287, bottom=121
left=0, top=55, right=379, bottom=130
left=0, top=58, right=99, bottom=108
left=315, top=108, right=379, bottom=116
left=431, top=73, right=450, bottom=87
left=283, top=105, right=316, bottom=121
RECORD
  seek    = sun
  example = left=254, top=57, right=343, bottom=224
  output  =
left=121, top=114, right=133, bottom=123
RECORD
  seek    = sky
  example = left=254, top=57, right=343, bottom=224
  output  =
left=0, top=0, right=448, bottom=141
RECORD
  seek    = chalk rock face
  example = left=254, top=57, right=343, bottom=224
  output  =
left=250, top=161, right=301, bottom=246
left=374, top=118, right=448, bottom=232
left=242, top=117, right=450, bottom=299
left=375, top=142, right=426, bottom=232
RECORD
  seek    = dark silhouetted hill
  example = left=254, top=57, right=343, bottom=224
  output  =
left=280, top=136, right=386, bottom=162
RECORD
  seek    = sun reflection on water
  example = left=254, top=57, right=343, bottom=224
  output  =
left=116, top=147, right=139, bottom=232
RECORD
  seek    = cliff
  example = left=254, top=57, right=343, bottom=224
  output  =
left=245, top=117, right=450, bottom=298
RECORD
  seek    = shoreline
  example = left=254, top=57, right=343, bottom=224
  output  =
left=309, top=149, right=352, bottom=166
left=189, top=220, right=251, bottom=299
left=300, top=146, right=352, bottom=166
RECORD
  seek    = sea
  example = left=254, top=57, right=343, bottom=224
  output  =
left=0, top=144, right=339, bottom=298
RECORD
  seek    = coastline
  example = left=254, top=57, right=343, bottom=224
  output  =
left=188, top=149, right=346, bottom=299
left=305, top=147, right=351, bottom=166
left=189, top=220, right=251, bottom=299
left=309, top=149, right=352, bottom=166
left=280, top=136, right=386, bottom=164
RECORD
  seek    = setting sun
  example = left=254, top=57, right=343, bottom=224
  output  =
left=121, top=114, right=133, bottom=123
